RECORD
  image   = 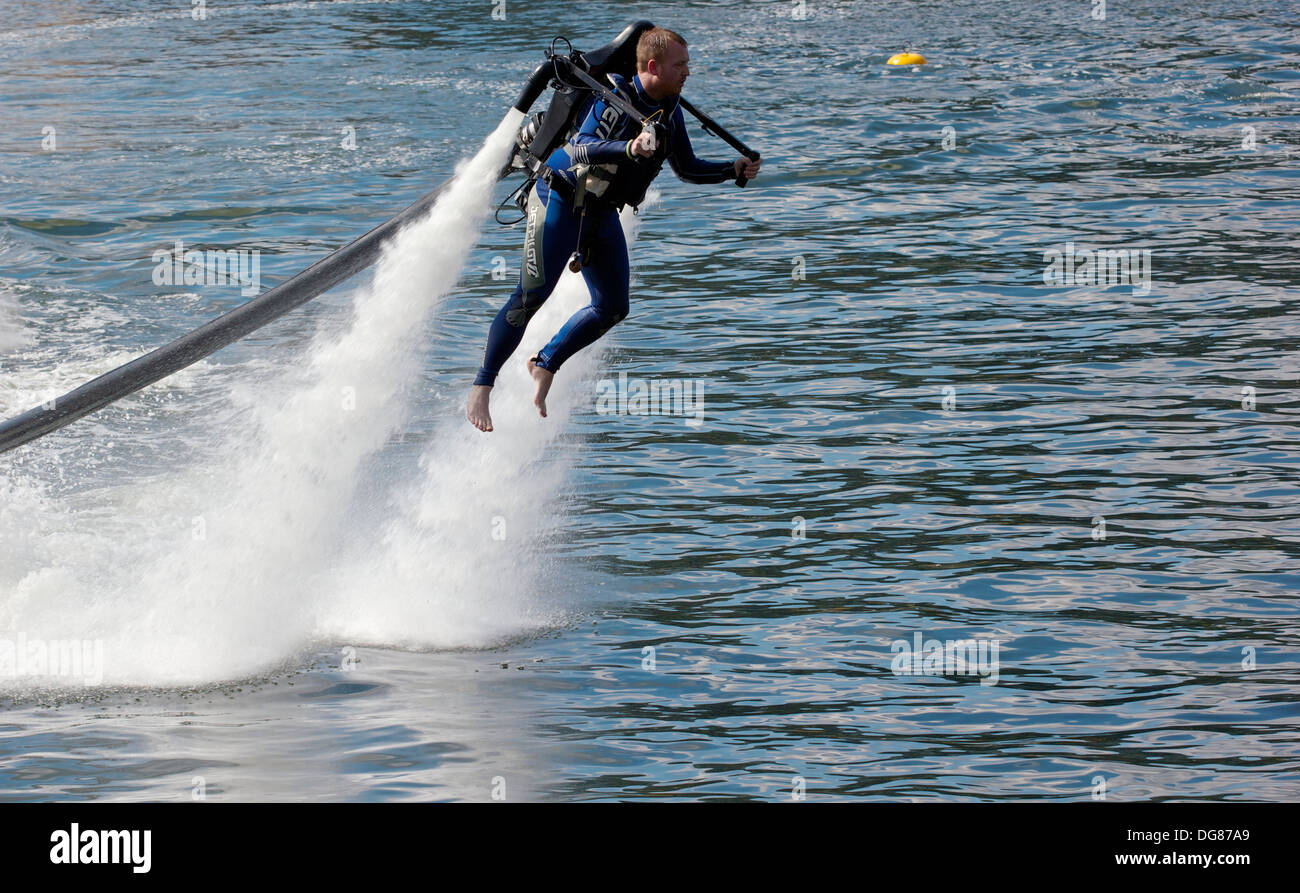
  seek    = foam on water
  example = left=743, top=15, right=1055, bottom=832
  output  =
left=0, top=289, right=22, bottom=357
left=0, top=109, right=644, bottom=691
left=320, top=196, right=650, bottom=648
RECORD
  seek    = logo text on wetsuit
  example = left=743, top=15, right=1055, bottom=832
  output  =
left=595, top=104, right=622, bottom=141
left=524, top=198, right=541, bottom=281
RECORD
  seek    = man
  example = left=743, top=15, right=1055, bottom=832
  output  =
left=467, top=27, right=762, bottom=431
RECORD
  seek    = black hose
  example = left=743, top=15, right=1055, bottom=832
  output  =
left=677, top=97, right=760, bottom=187
left=0, top=174, right=471, bottom=455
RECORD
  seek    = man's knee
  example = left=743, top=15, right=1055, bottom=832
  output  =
left=596, top=304, right=627, bottom=333
left=504, top=285, right=549, bottom=328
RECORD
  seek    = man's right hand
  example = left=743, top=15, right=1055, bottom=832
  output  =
left=629, top=129, right=657, bottom=158
left=735, top=156, right=762, bottom=181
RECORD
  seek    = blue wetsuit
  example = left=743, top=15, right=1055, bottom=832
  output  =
left=473, top=74, right=736, bottom=387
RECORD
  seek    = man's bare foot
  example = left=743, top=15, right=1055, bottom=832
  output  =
left=467, top=384, right=494, bottom=431
left=528, top=356, right=554, bottom=418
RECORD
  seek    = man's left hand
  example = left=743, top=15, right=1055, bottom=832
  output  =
left=734, top=157, right=762, bottom=181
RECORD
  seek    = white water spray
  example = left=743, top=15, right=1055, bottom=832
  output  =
left=0, top=289, right=22, bottom=355
left=0, top=111, right=645, bottom=691
left=324, top=196, right=651, bottom=648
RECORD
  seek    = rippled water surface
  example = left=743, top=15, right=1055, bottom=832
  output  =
left=1, top=0, right=1297, bottom=801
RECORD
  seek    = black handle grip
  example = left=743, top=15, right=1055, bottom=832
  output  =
left=737, top=151, right=761, bottom=188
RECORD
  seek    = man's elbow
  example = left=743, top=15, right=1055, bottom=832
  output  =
left=670, top=162, right=710, bottom=184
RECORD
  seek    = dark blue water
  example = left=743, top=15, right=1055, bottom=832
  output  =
left=1, top=0, right=1297, bottom=801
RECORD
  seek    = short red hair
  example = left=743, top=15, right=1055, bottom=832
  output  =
left=636, top=28, right=687, bottom=72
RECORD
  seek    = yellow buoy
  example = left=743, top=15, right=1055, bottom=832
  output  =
left=887, top=52, right=927, bottom=66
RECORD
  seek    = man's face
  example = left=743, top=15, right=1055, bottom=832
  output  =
left=652, top=41, right=690, bottom=95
